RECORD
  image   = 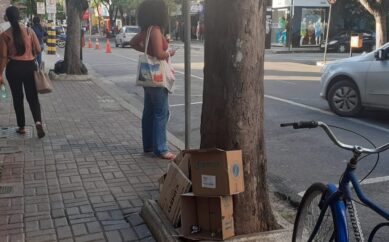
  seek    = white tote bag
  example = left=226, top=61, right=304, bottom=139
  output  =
left=136, top=27, right=167, bottom=88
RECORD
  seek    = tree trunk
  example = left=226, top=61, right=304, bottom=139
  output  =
left=201, top=0, right=278, bottom=235
left=359, top=0, right=388, bottom=48
left=375, top=13, right=387, bottom=48
left=64, top=0, right=88, bottom=75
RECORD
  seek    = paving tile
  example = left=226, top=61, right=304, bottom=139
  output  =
left=71, top=223, right=88, bottom=236
left=57, top=226, right=73, bottom=239
left=74, top=233, right=105, bottom=242
left=105, top=230, right=123, bottom=242
left=86, top=221, right=102, bottom=233
left=54, top=217, right=69, bottom=227
left=134, top=224, right=151, bottom=239
left=125, top=213, right=144, bottom=227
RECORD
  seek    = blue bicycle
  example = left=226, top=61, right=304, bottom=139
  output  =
left=281, top=121, right=389, bottom=242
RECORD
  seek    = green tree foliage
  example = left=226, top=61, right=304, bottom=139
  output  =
left=11, top=0, right=37, bottom=19
left=336, top=0, right=374, bottom=30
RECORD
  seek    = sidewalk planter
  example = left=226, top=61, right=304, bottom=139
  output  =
left=141, top=200, right=292, bottom=242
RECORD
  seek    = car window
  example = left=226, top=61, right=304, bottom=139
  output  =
left=119, top=28, right=124, bottom=34
left=339, top=32, right=348, bottom=38
left=126, top=27, right=140, bottom=33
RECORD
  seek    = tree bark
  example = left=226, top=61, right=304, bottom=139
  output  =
left=375, top=13, right=387, bottom=47
left=64, top=0, right=88, bottom=75
left=201, top=0, right=278, bottom=235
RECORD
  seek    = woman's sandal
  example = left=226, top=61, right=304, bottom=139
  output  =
left=36, top=122, right=45, bottom=139
left=160, top=152, right=176, bottom=160
left=16, top=127, right=26, bottom=135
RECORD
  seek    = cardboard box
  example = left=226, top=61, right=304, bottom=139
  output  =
left=181, top=193, right=235, bottom=240
left=158, top=162, right=191, bottom=227
left=189, top=149, right=244, bottom=196
left=158, top=151, right=191, bottom=193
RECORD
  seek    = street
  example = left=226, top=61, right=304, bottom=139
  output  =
left=81, top=42, right=389, bottom=240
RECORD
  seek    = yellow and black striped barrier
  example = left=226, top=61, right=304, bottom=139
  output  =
left=47, top=23, right=56, bottom=55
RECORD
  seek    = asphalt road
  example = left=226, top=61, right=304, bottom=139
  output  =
left=81, top=43, right=389, bottom=241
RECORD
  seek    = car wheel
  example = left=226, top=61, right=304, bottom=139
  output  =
left=337, top=44, right=347, bottom=53
left=115, top=40, right=119, bottom=47
left=327, top=80, right=362, bottom=117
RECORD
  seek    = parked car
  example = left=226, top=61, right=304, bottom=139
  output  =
left=115, top=26, right=140, bottom=48
left=320, top=42, right=389, bottom=116
left=321, top=30, right=376, bottom=53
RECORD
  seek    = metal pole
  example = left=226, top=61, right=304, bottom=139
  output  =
left=323, top=4, right=332, bottom=63
left=183, top=0, right=191, bottom=149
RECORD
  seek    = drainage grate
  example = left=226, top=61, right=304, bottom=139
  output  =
left=0, top=186, right=13, bottom=194
left=0, top=127, right=33, bottom=139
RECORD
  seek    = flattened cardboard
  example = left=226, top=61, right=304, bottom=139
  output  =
left=189, top=149, right=244, bottom=196
left=158, top=162, right=191, bottom=226
left=181, top=193, right=235, bottom=241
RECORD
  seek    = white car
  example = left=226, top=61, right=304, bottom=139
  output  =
left=320, top=42, right=389, bottom=116
left=115, top=26, right=140, bottom=48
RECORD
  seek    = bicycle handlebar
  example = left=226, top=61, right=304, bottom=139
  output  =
left=280, top=121, right=389, bottom=155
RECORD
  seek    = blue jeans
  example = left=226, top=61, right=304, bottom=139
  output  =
left=36, top=44, right=44, bottom=65
left=142, top=87, right=169, bottom=156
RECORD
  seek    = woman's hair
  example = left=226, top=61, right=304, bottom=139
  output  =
left=137, top=0, right=168, bottom=32
left=6, top=6, right=25, bottom=56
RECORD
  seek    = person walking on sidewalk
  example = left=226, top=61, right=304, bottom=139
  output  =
left=32, top=16, right=47, bottom=65
left=0, top=6, right=45, bottom=138
left=129, top=0, right=176, bottom=160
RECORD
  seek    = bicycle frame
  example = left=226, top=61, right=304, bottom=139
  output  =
left=309, top=164, right=389, bottom=242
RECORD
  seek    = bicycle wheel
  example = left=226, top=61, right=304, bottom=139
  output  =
left=292, top=183, right=336, bottom=242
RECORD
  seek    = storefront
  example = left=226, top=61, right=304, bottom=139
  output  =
left=271, top=0, right=329, bottom=47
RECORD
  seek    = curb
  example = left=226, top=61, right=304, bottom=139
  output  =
left=141, top=200, right=293, bottom=242
left=140, top=200, right=181, bottom=242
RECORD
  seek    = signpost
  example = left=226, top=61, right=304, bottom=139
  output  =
left=183, top=0, right=191, bottom=149
left=37, top=2, right=45, bottom=15
left=323, top=0, right=336, bottom=63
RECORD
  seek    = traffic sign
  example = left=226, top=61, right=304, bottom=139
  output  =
left=37, top=2, right=45, bottom=15
left=328, top=0, right=336, bottom=4
left=46, top=0, right=56, bottom=14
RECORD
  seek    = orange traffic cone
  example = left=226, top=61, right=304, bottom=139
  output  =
left=106, top=38, right=112, bottom=53
left=95, top=38, right=100, bottom=50
left=88, top=38, right=93, bottom=48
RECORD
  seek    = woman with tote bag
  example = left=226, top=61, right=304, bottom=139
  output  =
left=130, top=0, right=176, bottom=160
left=0, top=6, right=45, bottom=138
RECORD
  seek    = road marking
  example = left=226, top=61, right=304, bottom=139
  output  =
left=175, top=70, right=204, bottom=80
left=266, top=95, right=389, bottom=134
left=170, top=102, right=203, bottom=107
left=110, top=52, right=389, bottom=134
left=360, top=176, right=389, bottom=185
left=298, top=176, right=389, bottom=197
left=265, top=95, right=335, bottom=116
left=89, top=63, right=133, bottom=67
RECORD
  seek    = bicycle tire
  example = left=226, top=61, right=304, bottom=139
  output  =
left=292, top=183, right=336, bottom=242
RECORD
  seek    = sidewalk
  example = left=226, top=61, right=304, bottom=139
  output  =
left=0, top=55, right=178, bottom=241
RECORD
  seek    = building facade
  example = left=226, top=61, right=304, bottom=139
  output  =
left=271, top=0, right=330, bottom=47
